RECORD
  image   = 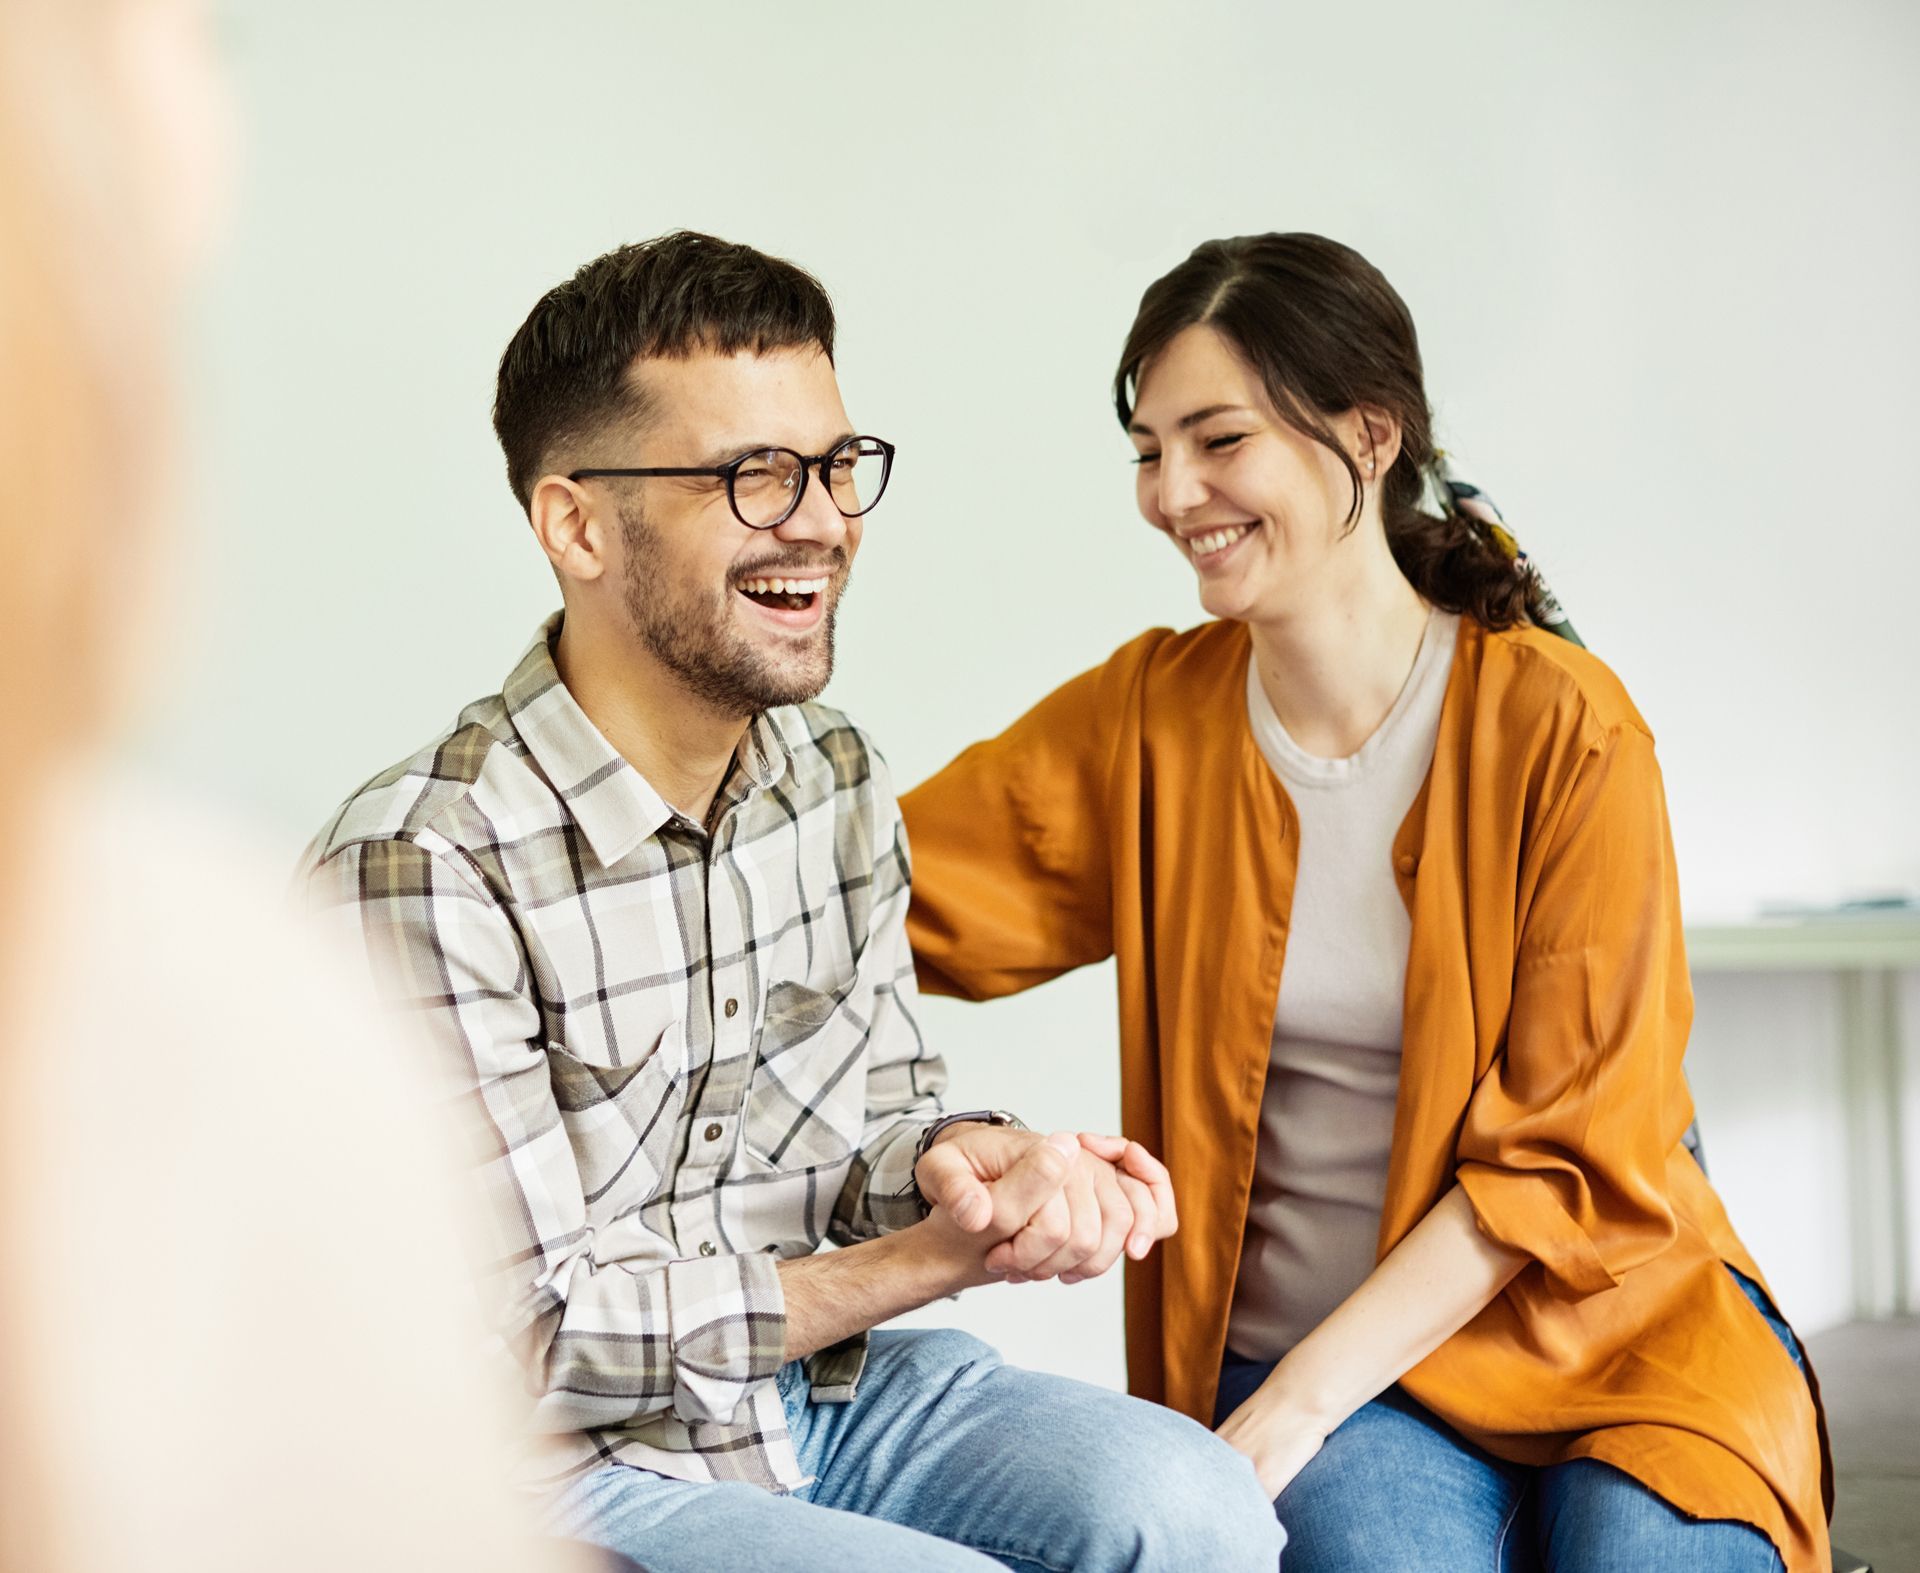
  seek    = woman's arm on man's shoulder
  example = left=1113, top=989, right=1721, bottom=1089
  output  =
left=901, top=629, right=1174, bottom=1001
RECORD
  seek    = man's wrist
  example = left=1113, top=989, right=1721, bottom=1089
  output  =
left=778, top=1229, right=960, bottom=1361
left=898, top=1211, right=1002, bottom=1296
left=906, top=1109, right=1028, bottom=1218
left=834, top=1215, right=982, bottom=1301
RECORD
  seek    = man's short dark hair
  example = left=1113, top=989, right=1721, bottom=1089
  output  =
left=492, top=230, right=837, bottom=509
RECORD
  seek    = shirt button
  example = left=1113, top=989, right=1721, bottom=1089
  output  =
left=1396, top=853, right=1418, bottom=876
left=699, top=1240, right=718, bottom=1257
left=723, top=998, right=739, bottom=1019
left=704, top=1122, right=724, bottom=1142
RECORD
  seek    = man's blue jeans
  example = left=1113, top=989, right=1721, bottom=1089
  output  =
left=543, top=1327, right=1286, bottom=1573
left=1213, top=1266, right=1807, bottom=1572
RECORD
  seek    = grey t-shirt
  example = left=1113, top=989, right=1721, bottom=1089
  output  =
left=1227, top=609, right=1460, bottom=1361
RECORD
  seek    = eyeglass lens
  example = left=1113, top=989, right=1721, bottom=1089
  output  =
left=731, top=440, right=890, bottom=528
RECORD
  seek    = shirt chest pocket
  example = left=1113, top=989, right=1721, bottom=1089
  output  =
left=545, top=1020, right=687, bottom=1217
left=742, top=980, right=870, bottom=1173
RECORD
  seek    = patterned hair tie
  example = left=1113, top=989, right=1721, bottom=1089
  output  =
left=1429, top=451, right=1583, bottom=647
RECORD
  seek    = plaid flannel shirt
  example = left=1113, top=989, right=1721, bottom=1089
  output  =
left=301, top=614, right=946, bottom=1492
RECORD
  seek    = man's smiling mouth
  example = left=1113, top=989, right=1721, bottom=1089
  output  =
left=737, top=574, right=828, bottom=611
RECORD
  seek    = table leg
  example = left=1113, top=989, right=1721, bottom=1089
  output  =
left=1839, top=967, right=1910, bottom=1318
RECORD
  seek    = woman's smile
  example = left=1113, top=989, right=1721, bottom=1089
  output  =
left=1180, top=520, right=1260, bottom=568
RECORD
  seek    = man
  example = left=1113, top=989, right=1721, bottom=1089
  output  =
left=302, top=232, right=1281, bottom=1572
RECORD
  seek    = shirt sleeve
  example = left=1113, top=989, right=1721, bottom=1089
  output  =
left=901, top=634, right=1165, bottom=1001
left=304, top=835, right=784, bottom=1430
left=829, top=746, right=950, bottom=1242
left=1454, top=723, right=1693, bottom=1301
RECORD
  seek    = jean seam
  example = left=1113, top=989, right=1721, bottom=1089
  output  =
left=1490, top=1483, right=1527, bottom=1573
left=939, top=1537, right=1074, bottom=1573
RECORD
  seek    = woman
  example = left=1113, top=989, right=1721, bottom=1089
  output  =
left=900, top=234, right=1829, bottom=1570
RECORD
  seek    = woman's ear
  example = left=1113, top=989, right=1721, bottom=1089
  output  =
left=1353, top=405, right=1404, bottom=479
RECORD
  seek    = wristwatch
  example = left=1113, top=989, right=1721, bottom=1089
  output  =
left=905, top=1109, right=1030, bottom=1217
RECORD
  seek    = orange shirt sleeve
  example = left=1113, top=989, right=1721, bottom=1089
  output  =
left=901, top=634, right=1167, bottom=1001
left=1455, top=722, right=1692, bottom=1300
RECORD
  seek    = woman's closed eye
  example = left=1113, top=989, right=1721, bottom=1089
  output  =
left=1132, top=433, right=1247, bottom=467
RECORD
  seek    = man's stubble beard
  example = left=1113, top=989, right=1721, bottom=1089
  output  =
left=618, top=502, right=841, bottom=718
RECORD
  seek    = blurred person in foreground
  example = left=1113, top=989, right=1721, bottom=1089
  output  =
left=299, top=231, right=1283, bottom=1573
left=0, top=3, right=602, bottom=1569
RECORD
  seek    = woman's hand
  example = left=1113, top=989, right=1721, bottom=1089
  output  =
left=1214, top=1387, right=1331, bottom=1502
left=1210, top=1185, right=1530, bottom=1503
left=1072, top=1131, right=1178, bottom=1267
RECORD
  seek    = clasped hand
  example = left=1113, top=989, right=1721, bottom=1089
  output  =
left=914, top=1123, right=1177, bottom=1286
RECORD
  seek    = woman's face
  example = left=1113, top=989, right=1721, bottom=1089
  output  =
left=1127, top=324, right=1371, bottom=626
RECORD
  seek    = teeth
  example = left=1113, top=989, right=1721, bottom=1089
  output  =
left=739, top=576, right=829, bottom=596
left=1191, top=525, right=1252, bottom=557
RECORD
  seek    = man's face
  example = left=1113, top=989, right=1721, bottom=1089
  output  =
left=604, top=345, right=861, bottom=716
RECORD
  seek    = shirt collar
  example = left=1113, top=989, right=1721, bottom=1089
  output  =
left=736, top=709, right=791, bottom=792
left=502, top=613, right=793, bottom=868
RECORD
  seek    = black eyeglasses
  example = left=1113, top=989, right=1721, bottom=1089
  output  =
left=570, top=435, right=896, bottom=531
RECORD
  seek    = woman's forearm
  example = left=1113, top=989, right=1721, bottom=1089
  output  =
left=1259, top=1183, right=1528, bottom=1434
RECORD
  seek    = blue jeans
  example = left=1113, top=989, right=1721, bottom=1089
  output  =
left=544, top=1327, right=1285, bottom=1573
left=1214, top=1266, right=1806, bottom=1572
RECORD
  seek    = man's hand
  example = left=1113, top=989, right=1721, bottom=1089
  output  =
left=914, top=1123, right=1178, bottom=1286
left=780, top=1123, right=1178, bottom=1363
left=780, top=1136, right=1078, bottom=1360
left=907, top=1129, right=1079, bottom=1291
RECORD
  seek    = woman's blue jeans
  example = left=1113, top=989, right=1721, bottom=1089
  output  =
left=1215, top=1266, right=1807, bottom=1572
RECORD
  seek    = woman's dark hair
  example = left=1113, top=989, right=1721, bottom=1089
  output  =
left=1113, top=233, right=1547, bottom=631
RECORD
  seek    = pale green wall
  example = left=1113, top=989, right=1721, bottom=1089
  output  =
left=140, top=0, right=1920, bottom=1374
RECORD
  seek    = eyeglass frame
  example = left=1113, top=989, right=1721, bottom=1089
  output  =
left=568, top=434, right=896, bottom=532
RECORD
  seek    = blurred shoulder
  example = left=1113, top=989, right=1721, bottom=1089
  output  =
left=6, top=770, right=558, bottom=1573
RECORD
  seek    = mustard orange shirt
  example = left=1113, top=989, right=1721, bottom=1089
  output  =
left=901, top=616, right=1830, bottom=1572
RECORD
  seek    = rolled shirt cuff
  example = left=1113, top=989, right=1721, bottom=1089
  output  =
left=860, top=1116, right=941, bottom=1236
left=665, top=1248, right=788, bottom=1426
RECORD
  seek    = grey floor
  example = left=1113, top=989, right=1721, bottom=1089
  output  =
left=1807, top=1318, right=1919, bottom=1573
